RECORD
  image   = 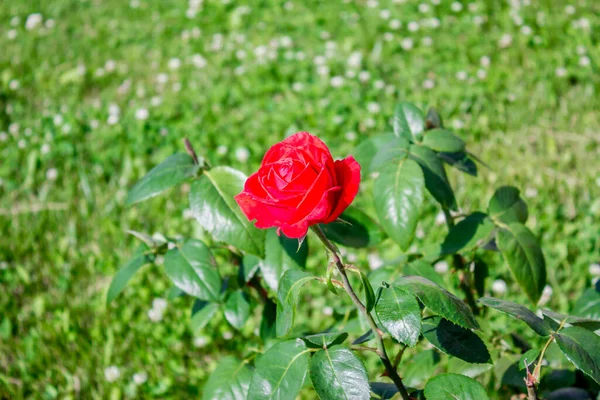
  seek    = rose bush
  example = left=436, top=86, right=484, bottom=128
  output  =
left=234, top=132, right=361, bottom=238
left=110, top=102, right=600, bottom=400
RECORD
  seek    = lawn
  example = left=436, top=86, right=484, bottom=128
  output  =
left=0, top=0, right=599, bottom=398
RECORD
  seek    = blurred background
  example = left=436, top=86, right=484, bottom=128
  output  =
left=0, top=0, right=599, bottom=398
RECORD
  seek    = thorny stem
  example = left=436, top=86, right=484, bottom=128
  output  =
left=527, top=319, right=567, bottom=400
left=312, top=226, right=411, bottom=400
left=442, top=207, right=480, bottom=315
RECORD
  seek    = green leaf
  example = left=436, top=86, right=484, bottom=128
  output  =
left=403, top=350, right=440, bottom=387
left=190, top=300, right=219, bottom=332
left=478, top=297, right=550, bottom=336
left=259, top=301, right=277, bottom=342
left=224, top=291, right=250, bottom=330
left=190, top=166, right=266, bottom=257
left=261, top=228, right=308, bottom=292
left=555, top=326, right=600, bottom=385
left=573, top=286, right=600, bottom=320
left=359, top=270, right=376, bottom=312
left=370, top=383, right=399, bottom=400
left=497, top=223, right=546, bottom=304
left=106, top=244, right=151, bottom=305
left=488, top=186, right=528, bottom=225
left=320, top=207, right=385, bottom=248
left=370, top=137, right=411, bottom=173
left=541, top=309, right=600, bottom=331
left=164, top=239, right=221, bottom=302
left=393, top=102, right=425, bottom=141
left=403, top=260, right=445, bottom=287
left=421, top=316, right=491, bottom=364
left=375, top=286, right=421, bottom=347
left=395, top=276, right=479, bottom=330
left=424, top=373, right=490, bottom=400
left=276, top=270, right=317, bottom=337
left=241, top=254, right=261, bottom=283
left=438, top=152, right=478, bottom=177
left=202, top=356, right=253, bottom=400
left=354, top=133, right=396, bottom=174
left=302, top=332, right=348, bottom=348
left=425, top=108, right=444, bottom=129
left=422, top=129, right=466, bottom=153
left=126, top=153, right=199, bottom=205
left=309, top=346, right=370, bottom=400
left=352, top=330, right=374, bottom=345
left=373, top=158, right=424, bottom=251
left=440, top=212, right=495, bottom=255
left=473, top=260, right=489, bottom=297
left=518, top=349, right=541, bottom=371
left=409, top=145, right=457, bottom=210
left=248, top=339, right=310, bottom=400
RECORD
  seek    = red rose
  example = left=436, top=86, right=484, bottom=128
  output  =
left=234, top=132, right=361, bottom=238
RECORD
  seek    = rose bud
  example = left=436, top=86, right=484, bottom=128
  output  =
left=234, top=132, right=361, bottom=238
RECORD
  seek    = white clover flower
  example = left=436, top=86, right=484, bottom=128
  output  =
left=314, top=55, right=326, bottom=66
left=45, top=20, right=55, bottom=29
left=492, top=279, right=508, bottom=295
left=476, top=69, right=487, bottom=80
left=217, top=145, right=228, bottom=155
left=367, top=253, right=384, bottom=270
left=46, top=168, right=58, bottom=181
left=435, top=211, right=446, bottom=225
left=520, top=25, right=532, bottom=36
left=347, top=52, right=362, bottom=69
left=8, top=80, right=19, bottom=91
left=168, top=58, right=182, bottom=70
left=383, top=32, right=394, bottom=42
left=133, top=371, right=148, bottom=385
left=254, top=45, right=268, bottom=58
left=148, top=308, right=163, bottom=322
left=366, top=0, right=378, bottom=8
left=330, top=76, right=344, bottom=88
left=576, top=46, right=586, bottom=55
left=358, top=71, right=371, bottom=82
left=90, top=120, right=99, bottom=129
left=525, top=187, right=538, bottom=198
left=416, top=226, right=425, bottom=239
left=364, top=118, right=376, bottom=128
left=40, top=143, right=50, bottom=154
left=579, top=56, right=591, bottom=67
left=564, top=5, right=575, bottom=15
left=452, top=119, right=465, bottom=129
left=0, top=132, right=7, bottom=142
left=456, top=71, right=467, bottom=81
left=135, top=108, right=149, bottom=121
left=223, top=331, right=233, bottom=340
left=538, top=285, right=553, bottom=306
left=104, top=366, right=120, bottom=382
left=18, top=139, right=26, bottom=149
left=295, top=51, right=305, bottom=61
left=589, top=263, right=600, bottom=276
left=191, top=54, right=207, bottom=69
left=428, top=17, right=441, bottom=28
left=323, top=306, right=334, bottom=316
left=422, top=37, right=433, bottom=46
left=292, top=82, right=304, bottom=92
left=7, top=30, right=17, bottom=40
left=284, top=1, right=293, bottom=10
left=451, top=2, right=463, bottom=12
left=345, top=131, right=357, bottom=141
left=346, top=70, right=356, bottom=79
left=423, top=79, right=435, bottom=90
left=234, top=66, right=245, bottom=76
left=480, top=56, right=491, bottom=68
left=235, top=147, right=250, bottom=163
left=418, top=3, right=430, bottom=13
left=332, top=115, right=344, bottom=125
left=380, top=9, right=391, bottom=19
left=107, top=115, right=119, bottom=125
left=468, top=3, right=478, bottom=12
left=130, top=0, right=140, bottom=8
left=473, top=15, right=485, bottom=25
left=374, top=80, right=385, bottom=90
left=9, top=123, right=19, bottom=135
left=407, top=21, right=419, bottom=32
left=152, top=298, right=167, bottom=312
left=316, top=65, right=329, bottom=76
left=555, top=67, right=567, bottom=77
left=10, top=16, right=20, bottom=26
left=367, top=102, right=381, bottom=114
left=25, top=13, right=43, bottom=30
left=193, top=336, right=208, bottom=347
left=389, top=19, right=401, bottom=30
left=401, top=38, right=414, bottom=50
left=434, top=261, right=449, bottom=274
left=499, top=34, right=513, bottom=48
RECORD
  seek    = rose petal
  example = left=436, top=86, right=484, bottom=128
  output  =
left=234, top=191, right=294, bottom=229
left=280, top=186, right=342, bottom=238
left=324, top=155, right=361, bottom=223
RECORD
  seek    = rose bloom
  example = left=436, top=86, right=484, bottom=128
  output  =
left=235, top=132, right=361, bottom=238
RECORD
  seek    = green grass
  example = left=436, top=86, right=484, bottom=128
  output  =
left=1, top=0, right=599, bottom=398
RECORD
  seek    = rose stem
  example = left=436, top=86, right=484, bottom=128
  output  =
left=312, top=225, right=411, bottom=400
left=442, top=207, right=480, bottom=315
